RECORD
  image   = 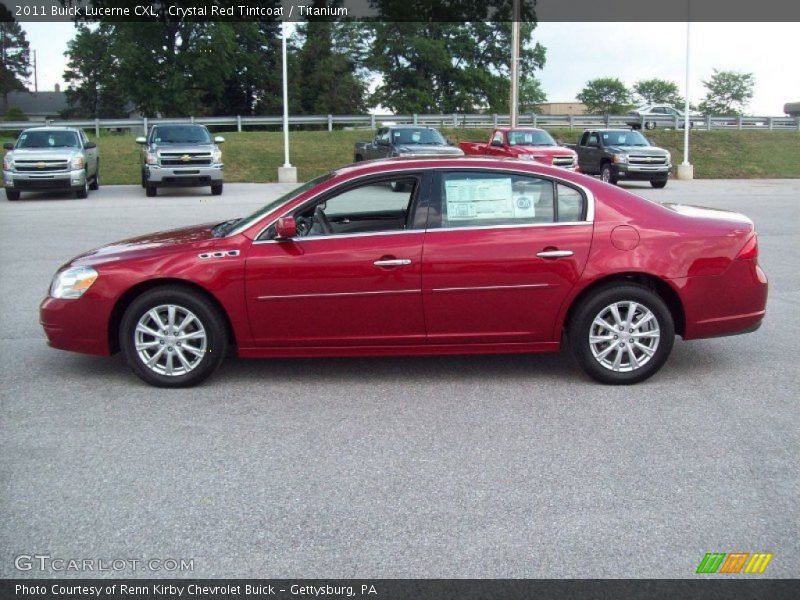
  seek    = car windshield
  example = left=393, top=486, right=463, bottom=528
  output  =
left=507, top=129, right=557, bottom=147
left=215, top=172, right=335, bottom=237
left=601, top=131, right=650, bottom=147
left=16, top=130, right=80, bottom=149
left=151, top=125, right=212, bottom=144
left=391, top=128, right=446, bottom=145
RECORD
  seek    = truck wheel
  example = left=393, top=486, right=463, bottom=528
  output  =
left=211, top=183, right=223, bottom=196
left=569, top=283, right=674, bottom=385
left=145, top=184, right=157, bottom=197
left=89, top=162, right=100, bottom=190
left=75, top=177, right=89, bottom=199
left=645, top=121, right=657, bottom=130
left=650, top=180, right=668, bottom=189
left=600, top=164, right=618, bottom=185
left=5, top=189, right=20, bottom=201
left=141, top=169, right=147, bottom=188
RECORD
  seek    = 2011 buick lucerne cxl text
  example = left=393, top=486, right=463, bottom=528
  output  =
left=40, top=157, right=768, bottom=387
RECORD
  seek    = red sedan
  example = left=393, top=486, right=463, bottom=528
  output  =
left=40, top=157, right=767, bottom=387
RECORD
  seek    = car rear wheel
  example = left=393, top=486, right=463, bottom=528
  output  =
left=120, top=287, right=228, bottom=387
left=645, top=121, right=657, bottom=130
left=145, top=184, right=157, bottom=197
left=650, top=179, right=668, bottom=189
left=569, top=284, right=674, bottom=384
left=600, top=164, right=617, bottom=185
left=5, top=189, right=20, bottom=201
left=211, top=183, right=223, bottom=195
left=89, top=162, right=99, bottom=190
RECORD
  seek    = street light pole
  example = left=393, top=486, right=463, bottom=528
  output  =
left=509, top=0, right=521, bottom=127
left=677, top=9, right=694, bottom=179
left=278, top=20, right=297, bottom=183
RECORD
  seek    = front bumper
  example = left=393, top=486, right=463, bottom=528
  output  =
left=613, top=164, right=671, bottom=180
left=4, top=168, right=86, bottom=191
left=146, top=164, right=223, bottom=186
left=40, top=295, right=113, bottom=356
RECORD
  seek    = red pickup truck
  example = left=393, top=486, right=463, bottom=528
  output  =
left=459, top=127, right=578, bottom=170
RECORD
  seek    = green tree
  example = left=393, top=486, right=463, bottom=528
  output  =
left=369, top=21, right=546, bottom=114
left=519, top=76, right=547, bottom=113
left=632, top=78, right=682, bottom=106
left=1, top=21, right=31, bottom=113
left=63, top=25, right=128, bottom=118
left=577, top=78, right=631, bottom=114
left=698, top=69, right=755, bottom=115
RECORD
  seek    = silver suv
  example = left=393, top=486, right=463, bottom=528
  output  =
left=136, top=124, right=224, bottom=196
left=3, top=127, right=99, bottom=201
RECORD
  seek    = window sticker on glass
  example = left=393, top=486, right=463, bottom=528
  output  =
left=445, top=177, right=517, bottom=221
left=411, top=131, right=421, bottom=142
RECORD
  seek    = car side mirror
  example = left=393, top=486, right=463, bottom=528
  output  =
left=555, top=139, right=564, bottom=146
left=135, top=137, right=147, bottom=145
left=490, top=139, right=503, bottom=147
left=275, top=216, right=297, bottom=239
left=84, top=142, right=97, bottom=149
left=377, top=138, right=389, bottom=146
left=214, top=136, right=225, bottom=143
left=3, top=142, right=14, bottom=150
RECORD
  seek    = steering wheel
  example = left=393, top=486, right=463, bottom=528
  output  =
left=314, top=205, right=333, bottom=235
left=295, top=216, right=313, bottom=237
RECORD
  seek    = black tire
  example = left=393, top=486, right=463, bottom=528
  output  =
left=75, top=177, right=89, bottom=199
left=145, top=184, right=157, bottom=197
left=211, top=182, right=223, bottom=195
left=89, top=162, right=99, bottom=190
left=569, top=283, right=675, bottom=385
left=600, top=163, right=617, bottom=185
left=141, top=169, right=147, bottom=188
left=5, top=188, right=20, bottom=201
left=354, top=154, right=363, bottom=162
left=645, top=121, right=657, bottom=130
left=650, top=179, right=668, bottom=189
left=119, top=286, right=229, bottom=388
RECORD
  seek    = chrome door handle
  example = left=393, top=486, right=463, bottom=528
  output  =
left=373, top=258, right=412, bottom=267
left=536, top=250, right=574, bottom=258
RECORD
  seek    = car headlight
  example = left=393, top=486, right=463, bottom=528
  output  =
left=665, top=152, right=671, bottom=164
left=3, top=155, right=13, bottom=170
left=50, top=266, right=98, bottom=299
left=212, top=148, right=222, bottom=163
left=613, top=153, right=629, bottom=164
left=70, top=156, right=85, bottom=169
left=146, top=152, right=158, bottom=165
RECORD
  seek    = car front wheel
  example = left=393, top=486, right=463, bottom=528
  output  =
left=120, top=287, right=228, bottom=387
left=651, top=179, right=668, bottom=189
left=5, top=188, right=20, bottom=201
left=75, top=177, right=89, bottom=199
left=211, top=182, right=223, bottom=195
left=569, top=284, right=675, bottom=384
left=600, top=164, right=617, bottom=185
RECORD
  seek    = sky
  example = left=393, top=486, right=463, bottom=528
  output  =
left=20, top=21, right=800, bottom=115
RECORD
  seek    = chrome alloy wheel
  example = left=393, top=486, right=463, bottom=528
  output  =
left=589, top=301, right=660, bottom=372
left=134, top=304, right=207, bottom=376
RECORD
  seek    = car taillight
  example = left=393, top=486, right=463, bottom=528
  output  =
left=736, top=234, right=758, bottom=260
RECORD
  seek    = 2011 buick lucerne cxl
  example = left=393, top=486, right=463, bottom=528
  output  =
left=40, top=157, right=767, bottom=387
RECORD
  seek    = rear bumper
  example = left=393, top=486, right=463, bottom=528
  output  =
left=678, top=259, right=768, bottom=340
left=4, top=169, right=86, bottom=191
left=146, top=164, right=223, bottom=186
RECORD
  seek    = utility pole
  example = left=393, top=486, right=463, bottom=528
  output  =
left=677, top=4, right=694, bottom=180
left=33, top=49, right=38, bottom=92
left=277, top=20, right=297, bottom=183
left=509, top=0, right=521, bottom=127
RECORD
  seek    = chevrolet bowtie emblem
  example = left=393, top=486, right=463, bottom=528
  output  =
left=36, top=162, right=46, bottom=169
left=181, top=155, right=191, bottom=162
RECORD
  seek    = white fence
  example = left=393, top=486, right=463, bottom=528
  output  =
left=1, top=113, right=798, bottom=135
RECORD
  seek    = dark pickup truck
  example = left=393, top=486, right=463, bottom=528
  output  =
left=354, top=126, right=464, bottom=162
left=566, top=129, right=671, bottom=188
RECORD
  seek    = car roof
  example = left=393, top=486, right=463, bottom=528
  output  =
left=21, top=126, right=82, bottom=133
left=493, top=126, right=547, bottom=132
left=333, top=155, right=578, bottom=179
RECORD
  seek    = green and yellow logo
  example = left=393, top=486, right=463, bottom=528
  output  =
left=696, top=552, right=773, bottom=574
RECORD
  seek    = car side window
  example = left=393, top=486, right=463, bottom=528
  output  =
left=289, top=175, right=421, bottom=238
left=588, top=133, right=600, bottom=146
left=579, top=132, right=589, bottom=145
left=556, top=183, right=586, bottom=222
left=492, top=131, right=504, bottom=146
left=435, top=172, right=556, bottom=228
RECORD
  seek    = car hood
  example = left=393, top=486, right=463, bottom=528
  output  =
left=9, top=148, right=81, bottom=159
left=68, top=223, right=219, bottom=267
left=151, top=143, right=216, bottom=152
left=608, top=146, right=669, bottom=156
left=512, top=146, right=576, bottom=156
left=395, top=145, right=464, bottom=155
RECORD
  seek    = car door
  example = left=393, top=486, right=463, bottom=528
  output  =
left=244, top=172, right=430, bottom=347
left=421, top=169, right=592, bottom=344
left=582, top=132, right=602, bottom=173
left=487, top=130, right=507, bottom=156
left=81, top=130, right=98, bottom=176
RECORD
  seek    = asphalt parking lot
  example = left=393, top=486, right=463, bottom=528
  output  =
left=1, top=179, right=797, bottom=578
